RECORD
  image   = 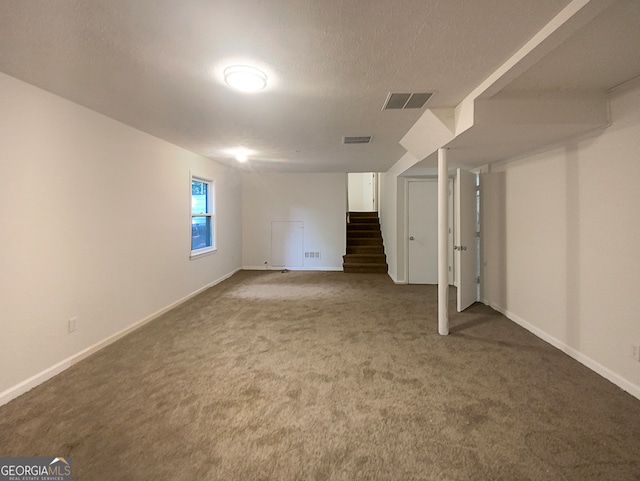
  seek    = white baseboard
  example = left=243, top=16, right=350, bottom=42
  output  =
left=0, top=267, right=242, bottom=407
left=242, top=266, right=343, bottom=271
left=483, top=299, right=640, bottom=401
left=388, top=273, right=407, bottom=284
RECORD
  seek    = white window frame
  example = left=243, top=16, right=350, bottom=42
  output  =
left=190, top=173, right=216, bottom=259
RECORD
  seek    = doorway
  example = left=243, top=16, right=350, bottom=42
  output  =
left=455, top=169, right=479, bottom=311
left=407, top=180, right=437, bottom=283
left=406, top=178, right=454, bottom=284
left=348, top=173, right=377, bottom=212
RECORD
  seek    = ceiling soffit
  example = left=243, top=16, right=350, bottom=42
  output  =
left=401, top=0, right=634, bottom=175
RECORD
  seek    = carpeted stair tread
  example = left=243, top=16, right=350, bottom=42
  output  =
left=348, top=211, right=378, bottom=217
left=347, top=223, right=380, bottom=230
left=343, top=254, right=387, bottom=263
left=347, top=245, right=384, bottom=254
left=348, top=238, right=383, bottom=246
left=343, top=264, right=389, bottom=273
left=348, top=217, right=380, bottom=224
left=347, top=230, right=382, bottom=235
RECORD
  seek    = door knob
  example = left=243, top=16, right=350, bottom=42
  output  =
left=409, top=236, right=415, bottom=240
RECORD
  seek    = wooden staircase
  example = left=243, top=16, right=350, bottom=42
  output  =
left=343, top=212, right=388, bottom=274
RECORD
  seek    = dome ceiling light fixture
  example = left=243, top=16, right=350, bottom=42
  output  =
left=225, top=147, right=254, bottom=163
left=223, top=65, right=267, bottom=92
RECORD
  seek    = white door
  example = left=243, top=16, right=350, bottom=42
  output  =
left=348, top=173, right=376, bottom=211
left=408, top=180, right=438, bottom=284
left=455, top=169, right=478, bottom=311
left=271, top=221, right=303, bottom=268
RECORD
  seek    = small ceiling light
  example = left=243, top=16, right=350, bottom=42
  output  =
left=224, top=65, right=267, bottom=92
left=236, top=152, right=248, bottom=163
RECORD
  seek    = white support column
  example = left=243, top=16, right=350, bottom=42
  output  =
left=438, top=148, right=449, bottom=336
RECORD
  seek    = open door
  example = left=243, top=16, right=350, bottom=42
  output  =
left=455, top=169, right=477, bottom=311
left=347, top=173, right=377, bottom=212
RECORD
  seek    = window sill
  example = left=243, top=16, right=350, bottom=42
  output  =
left=190, top=247, right=217, bottom=260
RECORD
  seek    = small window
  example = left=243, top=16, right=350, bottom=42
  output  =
left=191, top=175, right=215, bottom=257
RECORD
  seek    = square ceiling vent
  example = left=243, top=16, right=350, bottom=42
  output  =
left=383, top=92, right=432, bottom=110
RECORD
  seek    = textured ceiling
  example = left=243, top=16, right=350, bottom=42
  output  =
left=0, top=0, right=578, bottom=172
left=503, top=0, right=640, bottom=93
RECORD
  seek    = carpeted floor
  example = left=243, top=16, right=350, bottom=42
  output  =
left=1, top=270, right=640, bottom=480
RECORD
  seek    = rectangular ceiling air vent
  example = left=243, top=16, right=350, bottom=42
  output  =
left=343, top=136, right=372, bottom=144
left=383, top=92, right=433, bottom=110
left=383, top=93, right=411, bottom=109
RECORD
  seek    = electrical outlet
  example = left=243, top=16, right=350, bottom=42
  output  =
left=68, top=317, right=77, bottom=333
left=633, top=344, right=640, bottom=362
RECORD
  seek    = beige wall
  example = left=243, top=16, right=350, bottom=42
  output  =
left=242, top=172, right=346, bottom=270
left=480, top=80, right=640, bottom=397
left=0, top=72, right=243, bottom=402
